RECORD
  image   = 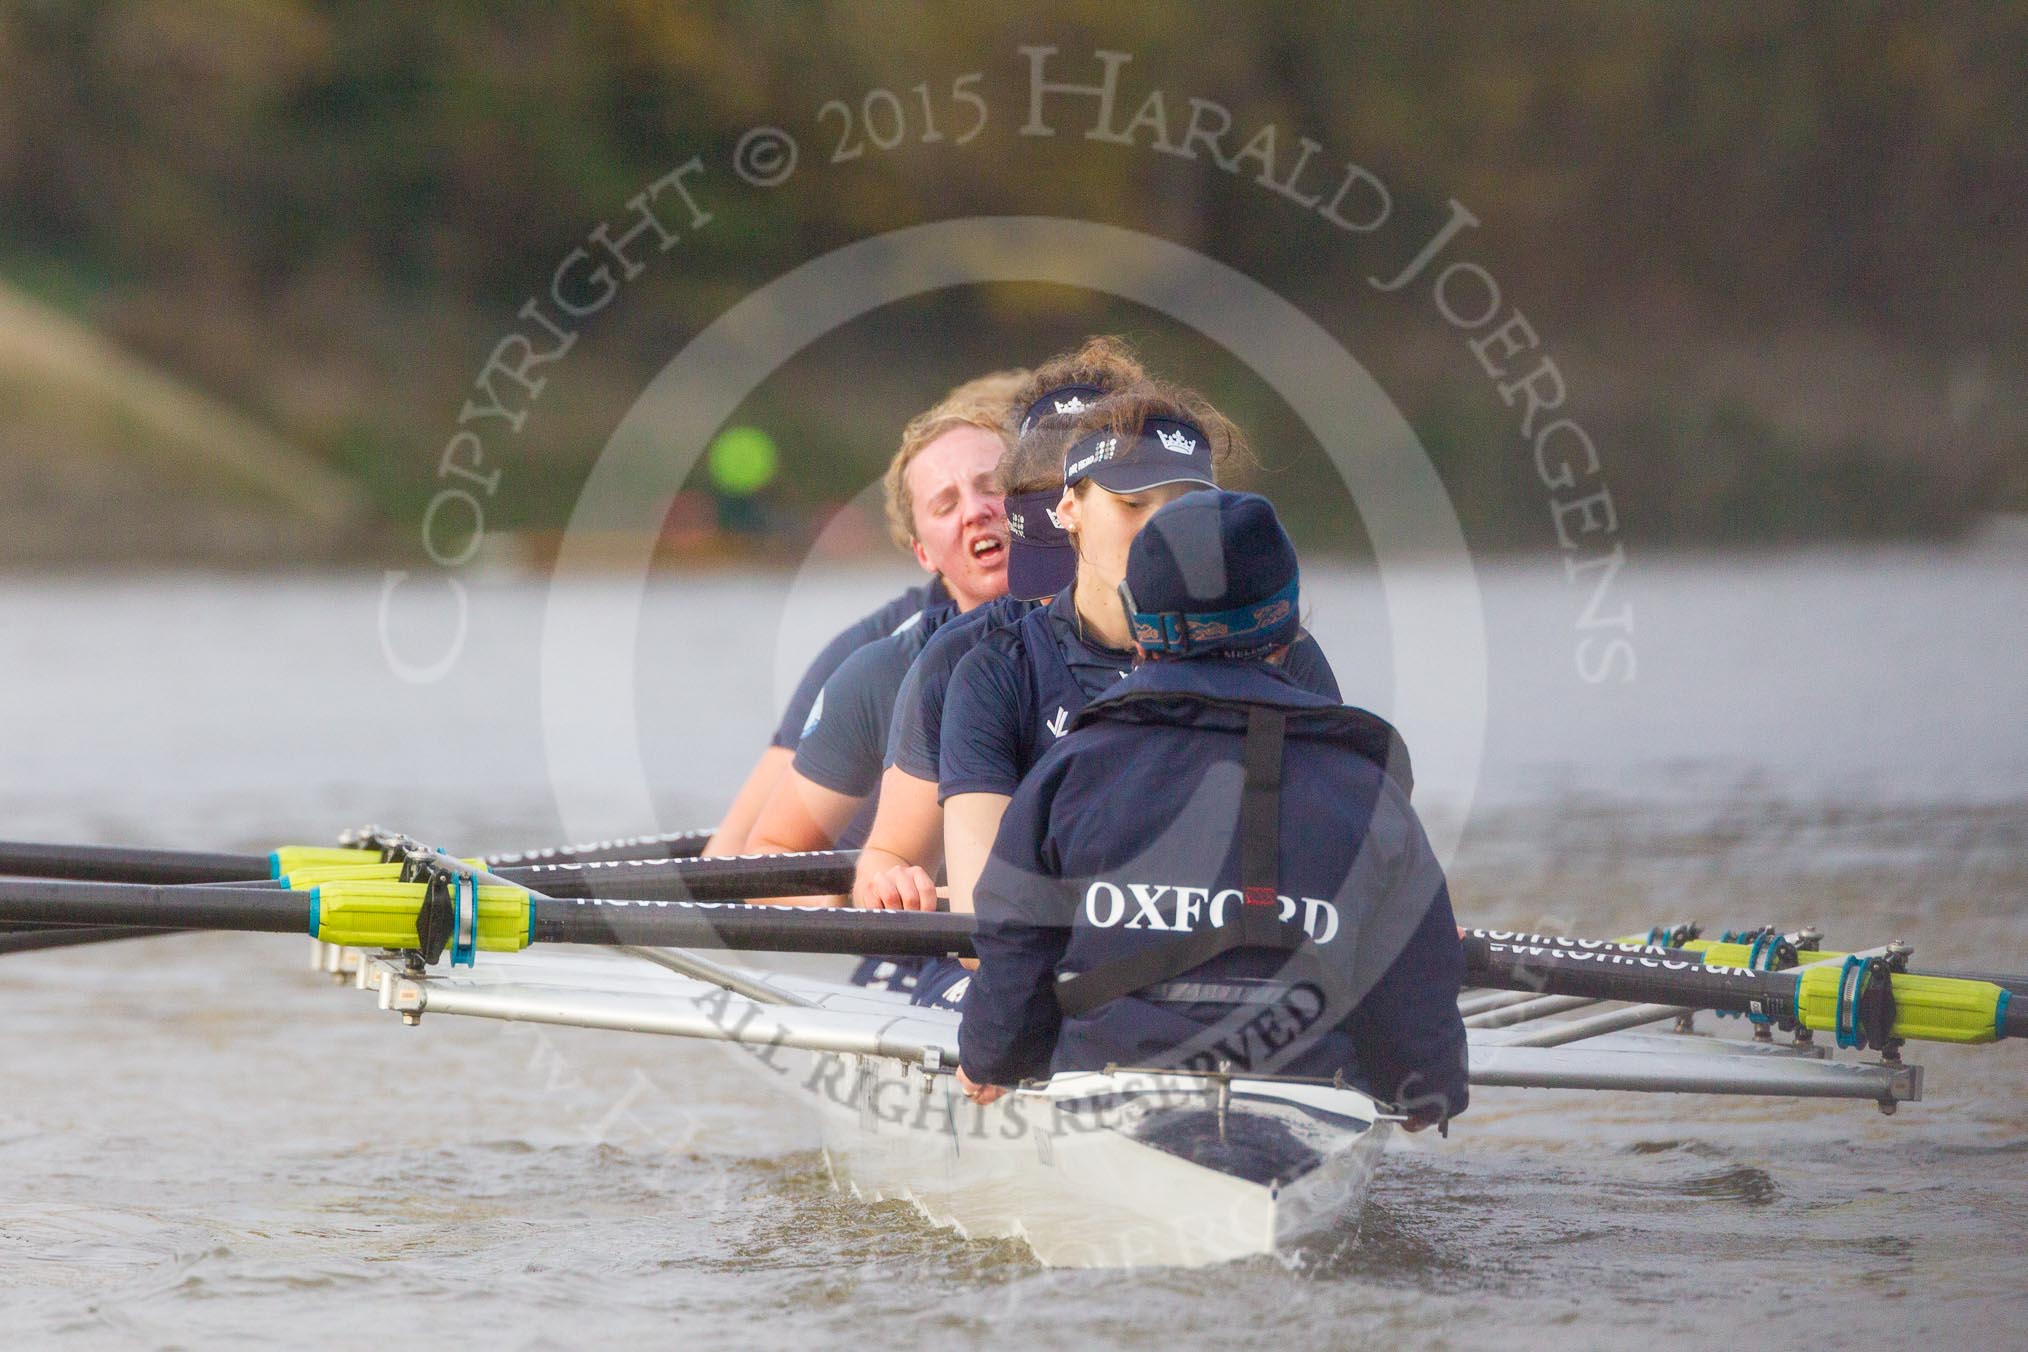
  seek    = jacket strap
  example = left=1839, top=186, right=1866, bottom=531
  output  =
left=1053, top=706, right=1307, bottom=1018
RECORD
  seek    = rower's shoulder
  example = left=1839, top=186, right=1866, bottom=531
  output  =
left=876, top=579, right=942, bottom=633
left=917, top=595, right=1033, bottom=668
left=944, top=623, right=1029, bottom=708
left=826, top=626, right=915, bottom=695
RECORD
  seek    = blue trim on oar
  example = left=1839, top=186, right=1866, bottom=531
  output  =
left=306, top=885, right=320, bottom=939
left=1998, top=988, right=2012, bottom=1042
left=1835, top=954, right=1868, bottom=1049
left=450, top=873, right=478, bottom=967
left=269, top=851, right=284, bottom=880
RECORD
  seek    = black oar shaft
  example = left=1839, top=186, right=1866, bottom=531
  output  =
left=1462, top=934, right=1796, bottom=1019
left=0, top=842, right=269, bottom=885
left=482, top=829, right=711, bottom=868
left=509, top=851, right=857, bottom=901
left=0, top=879, right=309, bottom=933
left=1916, top=964, right=2028, bottom=997
left=0, top=828, right=717, bottom=888
left=528, top=898, right=973, bottom=956
left=0, top=926, right=179, bottom=956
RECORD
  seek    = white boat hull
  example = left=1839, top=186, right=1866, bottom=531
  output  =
left=783, top=1049, right=1388, bottom=1268
left=331, top=943, right=1916, bottom=1266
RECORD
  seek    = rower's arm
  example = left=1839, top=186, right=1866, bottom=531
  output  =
left=942, top=790, right=1011, bottom=916
left=852, top=765, right=945, bottom=891
left=1344, top=786, right=1470, bottom=1123
left=704, top=746, right=794, bottom=856
left=746, top=768, right=863, bottom=906
left=959, top=763, right=1075, bottom=1087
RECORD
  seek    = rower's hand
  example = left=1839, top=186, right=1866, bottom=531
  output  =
left=848, top=849, right=903, bottom=909
left=956, top=1066, right=1005, bottom=1105
left=1401, top=1114, right=1439, bottom=1134
left=856, top=862, right=940, bottom=911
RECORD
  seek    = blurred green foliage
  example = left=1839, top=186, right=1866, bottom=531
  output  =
left=1, top=1, right=2022, bottom=552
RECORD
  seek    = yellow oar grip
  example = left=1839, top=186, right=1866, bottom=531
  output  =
left=1793, top=964, right=2005, bottom=1045
left=278, top=858, right=487, bottom=890
left=309, top=881, right=533, bottom=953
left=270, top=845, right=378, bottom=878
left=1688, top=940, right=1839, bottom=970
left=279, top=862, right=406, bottom=888
left=1683, top=941, right=2008, bottom=1045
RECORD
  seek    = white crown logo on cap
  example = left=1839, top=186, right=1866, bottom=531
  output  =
left=1054, top=395, right=1086, bottom=415
left=1156, top=427, right=1197, bottom=455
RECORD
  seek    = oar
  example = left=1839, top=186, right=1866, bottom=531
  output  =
left=0, top=877, right=972, bottom=957
left=197, top=850, right=859, bottom=901
left=0, top=848, right=858, bottom=955
left=287, top=850, right=860, bottom=902
left=2, top=876, right=2020, bottom=1049
left=0, top=827, right=714, bottom=886
left=1461, top=932, right=2025, bottom=1047
left=1461, top=928, right=2028, bottom=999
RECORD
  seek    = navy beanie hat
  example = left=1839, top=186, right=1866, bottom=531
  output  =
left=1120, top=490, right=1300, bottom=658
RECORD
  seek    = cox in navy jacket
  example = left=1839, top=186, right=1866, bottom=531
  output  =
left=958, top=658, right=1470, bottom=1123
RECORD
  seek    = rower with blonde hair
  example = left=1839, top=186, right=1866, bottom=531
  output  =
left=864, top=382, right=1339, bottom=919
left=739, top=369, right=1029, bottom=896
left=707, top=368, right=1026, bottom=859
left=850, top=336, right=1154, bottom=911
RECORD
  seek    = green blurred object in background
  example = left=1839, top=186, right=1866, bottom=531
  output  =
left=707, top=426, right=780, bottom=498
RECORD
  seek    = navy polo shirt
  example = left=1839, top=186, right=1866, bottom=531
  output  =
left=938, top=588, right=1343, bottom=801
left=793, top=609, right=947, bottom=849
left=770, top=577, right=948, bottom=751
left=882, top=595, right=1037, bottom=781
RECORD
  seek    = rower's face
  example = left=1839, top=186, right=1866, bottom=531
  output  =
left=906, top=425, right=1009, bottom=610
left=1058, top=481, right=1198, bottom=590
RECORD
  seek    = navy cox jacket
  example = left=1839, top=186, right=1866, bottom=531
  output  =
left=959, top=658, right=1470, bottom=1122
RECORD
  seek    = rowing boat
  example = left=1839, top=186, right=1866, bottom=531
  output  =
left=0, top=831, right=2014, bottom=1269
left=318, top=934, right=1920, bottom=1268
left=338, top=941, right=1390, bottom=1266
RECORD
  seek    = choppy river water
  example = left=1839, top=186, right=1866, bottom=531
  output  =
left=2, top=543, right=2024, bottom=1349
